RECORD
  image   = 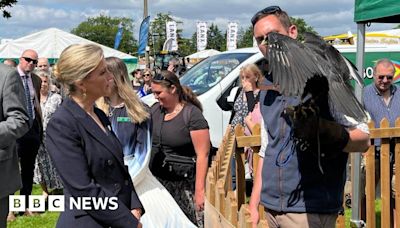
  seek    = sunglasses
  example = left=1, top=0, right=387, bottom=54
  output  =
left=251, top=6, right=282, bottom=26
left=144, top=73, right=151, bottom=77
left=378, top=75, right=394, bottom=80
left=153, top=74, right=174, bottom=84
left=22, top=57, right=38, bottom=65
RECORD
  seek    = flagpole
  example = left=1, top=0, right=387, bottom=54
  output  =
left=144, top=0, right=150, bottom=68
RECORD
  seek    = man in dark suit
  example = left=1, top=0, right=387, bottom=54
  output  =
left=16, top=49, right=43, bottom=215
left=0, top=63, right=29, bottom=228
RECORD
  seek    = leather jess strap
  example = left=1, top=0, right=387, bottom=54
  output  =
left=259, top=84, right=280, bottom=92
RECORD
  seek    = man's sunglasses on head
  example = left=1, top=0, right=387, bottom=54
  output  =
left=22, top=57, right=38, bottom=65
left=251, top=6, right=282, bottom=26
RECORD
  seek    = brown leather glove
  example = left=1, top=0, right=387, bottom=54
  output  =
left=284, top=101, right=350, bottom=156
left=318, top=118, right=350, bottom=153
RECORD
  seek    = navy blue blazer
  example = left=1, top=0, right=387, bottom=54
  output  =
left=46, top=98, right=144, bottom=228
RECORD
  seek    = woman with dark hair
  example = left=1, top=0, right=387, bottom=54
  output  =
left=150, top=70, right=210, bottom=227
left=131, top=69, right=143, bottom=91
left=98, top=57, right=196, bottom=227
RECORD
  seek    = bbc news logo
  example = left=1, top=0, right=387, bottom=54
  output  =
left=9, top=195, right=118, bottom=212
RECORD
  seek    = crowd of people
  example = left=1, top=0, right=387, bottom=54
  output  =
left=0, top=43, right=209, bottom=228
left=0, top=4, right=399, bottom=228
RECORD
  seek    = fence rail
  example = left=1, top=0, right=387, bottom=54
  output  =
left=205, top=118, right=400, bottom=227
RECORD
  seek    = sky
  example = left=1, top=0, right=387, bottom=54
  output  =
left=0, top=0, right=398, bottom=42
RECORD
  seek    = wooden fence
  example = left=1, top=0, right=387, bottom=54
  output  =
left=205, top=118, right=400, bottom=228
left=364, top=118, right=400, bottom=227
left=205, top=124, right=268, bottom=227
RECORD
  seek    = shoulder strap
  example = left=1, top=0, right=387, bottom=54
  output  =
left=182, top=104, right=193, bottom=127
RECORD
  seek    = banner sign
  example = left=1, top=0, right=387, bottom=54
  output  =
left=197, top=22, right=207, bottom=51
left=138, top=16, right=150, bottom=55
left=166, top=21, right=178, bottom=51
left=227, top=22, right=238, bottom=51
left=114, top=22, right=123, bottom=49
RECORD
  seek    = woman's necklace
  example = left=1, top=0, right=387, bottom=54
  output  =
left=108, top=102, right=125, bottom=117
left=165, top=103, right=183, bottom=117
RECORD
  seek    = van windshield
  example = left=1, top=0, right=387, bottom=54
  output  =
left=180, top=53, right=253, bottom=95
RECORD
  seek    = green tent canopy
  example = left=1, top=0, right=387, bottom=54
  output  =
left=354, top=0, right=400, bottom=23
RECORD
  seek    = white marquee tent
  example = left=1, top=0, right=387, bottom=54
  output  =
left=0, top=27, right=137, bottom=71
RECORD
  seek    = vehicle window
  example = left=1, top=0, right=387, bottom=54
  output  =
left=180, top=53, right=253, bottom=95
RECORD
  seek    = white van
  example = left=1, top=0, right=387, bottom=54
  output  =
left=143, top=47, right=264, bottom=148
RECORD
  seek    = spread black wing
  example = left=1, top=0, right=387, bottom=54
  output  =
left=266, top=32, right=368, bottom=122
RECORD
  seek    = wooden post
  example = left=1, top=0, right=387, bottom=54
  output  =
left=395, top=118, right=400, bottom=228
left=366, top=121, right=376, bottom=228
left=225, top=191, right=238, bottom=226
left=381, top=118, right=391, bottom=228
left=234, top=125, right=246, bottom=209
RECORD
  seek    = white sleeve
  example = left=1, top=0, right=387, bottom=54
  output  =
left=259, top=118, right=268, bottom=158
left=329, top=101, right=370, bottom=134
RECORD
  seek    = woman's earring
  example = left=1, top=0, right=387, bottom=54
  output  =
left=82, top=89, right=87, bottom=99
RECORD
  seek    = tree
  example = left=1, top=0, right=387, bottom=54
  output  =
left=290, top=17, right=318, bottom=41
left=178, top=37, right=196, bottom=56
left=71, top=15, right=137, bottom=54
left=149, top=12, right=184, bottom=55
left=1, top=0, right=17, bottom=18
left=207, top=23, right=226, bottom=51
left=237, top=26, right=254, bottom=48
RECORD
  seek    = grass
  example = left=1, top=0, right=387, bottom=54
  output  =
left=7, top=185, right=59, bottom=228
left=344, top=199, right=382, bottom=227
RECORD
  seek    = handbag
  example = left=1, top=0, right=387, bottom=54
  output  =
left=151, top=103, right=197, bottom=181
left=161, top=153, right=196, bottom=180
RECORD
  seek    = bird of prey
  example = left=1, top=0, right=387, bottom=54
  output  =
left=262, top=32, right=368, bottom=123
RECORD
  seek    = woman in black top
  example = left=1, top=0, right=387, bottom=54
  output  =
left=150, top=70, right=210, bottom=227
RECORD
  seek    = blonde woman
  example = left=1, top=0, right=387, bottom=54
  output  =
left=229, top=64, right=263, bottom=187
left=137, top=68, right=152, bottom=97
left=46, top=44, right=143, bottom=228
left=230, top=63, right=262, bottom=127
left=99, top=57, right=197, bottom=228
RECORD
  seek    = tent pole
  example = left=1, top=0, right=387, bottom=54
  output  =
left=350, top=22, right=366, bottom=228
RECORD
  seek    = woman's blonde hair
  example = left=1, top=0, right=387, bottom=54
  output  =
left=53, top=44, right=103, bottom=95
left=240, top=63, right=263, bottom=87
left=36, top=69, right=50, bottom=80
left=143, top=68, right=153, bottom=76
left=101, top=57, right=149, bottom=123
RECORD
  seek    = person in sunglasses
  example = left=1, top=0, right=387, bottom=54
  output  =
left=361, top=58, right=399, bottom=225
left=137, top=69, right=153, bottom=98
left=15, top=49, right=43, bottom=216
left=249, top=6, right=370, bottom=228
left=150, top=71, right=210, bottom=227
